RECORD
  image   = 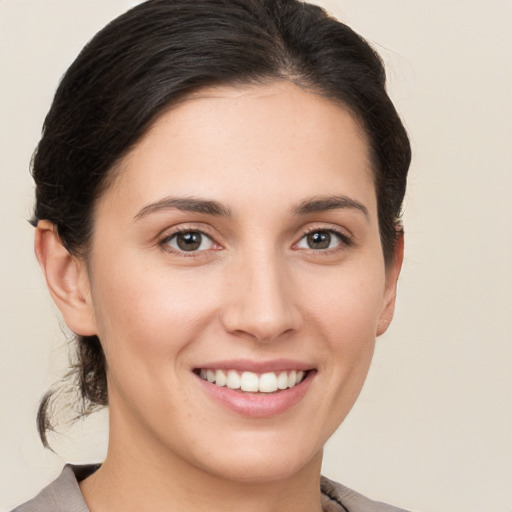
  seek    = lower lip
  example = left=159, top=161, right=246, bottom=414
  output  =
left=196, top=371, right=315, bottom=418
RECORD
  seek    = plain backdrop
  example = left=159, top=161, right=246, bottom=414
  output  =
left=1, top=1, right=511, bottom=511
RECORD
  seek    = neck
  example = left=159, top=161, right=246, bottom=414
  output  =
left=80, top=412, right=324, bottom=512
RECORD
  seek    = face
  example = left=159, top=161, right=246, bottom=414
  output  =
left=77, top=82, right=400, bottom=483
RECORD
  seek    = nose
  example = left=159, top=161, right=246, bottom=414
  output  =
left=220, top=250, right=301, bottom=342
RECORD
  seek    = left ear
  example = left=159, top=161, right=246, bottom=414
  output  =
left=376, top=229, right=404, bottom=336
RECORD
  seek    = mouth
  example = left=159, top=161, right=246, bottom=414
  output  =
left=194, top=368, right=308, bottom=393
left=193, top=360, right=316, bottom=417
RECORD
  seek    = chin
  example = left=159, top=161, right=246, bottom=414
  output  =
left=203, top=449, right=321, bottom=485
left=186, top=428, right=325, bottom=484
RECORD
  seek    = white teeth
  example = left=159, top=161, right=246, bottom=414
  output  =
left=240, top=372, right=259, bottom=392
left=277, top=371, right=288, bottom=390
left=198, top=368, right=307, bottom=392
left=226, top=369, right=241, bottom=390
left=215, top=369, right=227, bottom=387
left=259, top=372, right=278, bottom=393
left=288, top=370, right=297, bottom=388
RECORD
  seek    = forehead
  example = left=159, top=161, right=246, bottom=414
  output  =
left=100, top=81, right=376, bottom=218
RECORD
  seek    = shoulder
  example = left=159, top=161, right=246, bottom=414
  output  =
left=10, top=464, right=98, bottom=512
left=321, top=476, right=414, bottom=512
left=12, top=467, right=413, bottom=512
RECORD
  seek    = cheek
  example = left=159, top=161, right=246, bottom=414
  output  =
left=89, top=255, right=220, bottom=370
left=303, top=260, right=386, bottom=343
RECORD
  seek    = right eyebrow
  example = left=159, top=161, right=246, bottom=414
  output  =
left=133, top=196, right=232, bottom=221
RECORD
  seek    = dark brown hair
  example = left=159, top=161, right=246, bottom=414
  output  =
left=32, top=0, right=411, bottom=447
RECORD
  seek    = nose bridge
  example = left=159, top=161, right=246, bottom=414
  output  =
left=222, top=245, right=300, bottom=341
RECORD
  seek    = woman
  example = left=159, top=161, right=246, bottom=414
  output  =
left=13, top=0, right=411, bottom=511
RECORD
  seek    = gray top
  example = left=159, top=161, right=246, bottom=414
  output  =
left=11, top=464, right=411, bottom=512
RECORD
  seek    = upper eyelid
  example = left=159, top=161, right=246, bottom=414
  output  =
left=296, top=223, right=353, bottom=241
left=161, top=229, right=214, bottom=243
left=300, top=225, right=348, bottom=236
left=159, top=223, right=218, bottom=240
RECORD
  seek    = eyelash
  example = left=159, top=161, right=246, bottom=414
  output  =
left=159, top=227, right=219, bottom=257
left=296, top=226, right=353, bottom=252
left=158, top=225, right=353, bottom=256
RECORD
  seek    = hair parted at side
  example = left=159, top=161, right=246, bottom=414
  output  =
left=32, top=0, right=411, bottom=448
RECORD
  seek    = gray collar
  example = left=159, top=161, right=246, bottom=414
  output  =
left=12, top=464, right=410, bottom=512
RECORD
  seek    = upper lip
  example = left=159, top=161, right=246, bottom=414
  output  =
left=194, top=359, right=315, bottom=373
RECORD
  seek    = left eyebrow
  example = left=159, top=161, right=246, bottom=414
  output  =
left=292, top=195, right=369, bottom=220
left=133, top=196, right=232, bottom=221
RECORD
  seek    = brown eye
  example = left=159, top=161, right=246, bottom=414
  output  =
left=165, top=231, right=215, bottom=252
left=296, top=229, right=348, bottom=251
left=177, top=232, right=201, bottom=251
left=306, top=231, right=331, bottom=249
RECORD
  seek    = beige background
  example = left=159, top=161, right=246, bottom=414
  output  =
left=1, top=1, right=511, bottom=511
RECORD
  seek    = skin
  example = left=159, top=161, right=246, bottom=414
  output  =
left=35, top=81, right=403, bottom=512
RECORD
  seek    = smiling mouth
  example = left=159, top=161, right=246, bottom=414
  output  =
left=194, top=368, right=308, bottom=393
